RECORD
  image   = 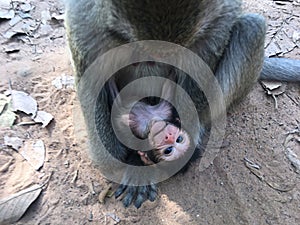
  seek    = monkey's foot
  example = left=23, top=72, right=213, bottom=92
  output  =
left=115, top=184, right=157, bottom=208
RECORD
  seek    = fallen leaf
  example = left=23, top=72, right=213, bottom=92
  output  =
left=20, top=140, right=45, bottom=171
left=11, top=90, right=38, bottom=117
left=0, top=158, right=14, bottom=172
left=0, top=184, right=42, bottom=224
left=51, top=13, right=64, bottom=22
left=286, top=148, right=300, bottom=174
left=98, top=184, right=112, bottom=204
left=265, top=41, right=283, bottom=57
left=0, top=0, right=15, bottom=19
left=20, top=3, right=32, bottom=13
left=22, top=19, right=38, bottom=33
left=292, top=31, right=300, bottom=43
left=41, top=10, right=51, bottom=25
left=4, top=136, right=23, bottom=151
left=273, top=0, right=293, bottom=5
left=52, top=74, right=75, bottom=89
left=261, top=81, right=282, bottom=90
left=9, top=15, right=22, bottom=27
left=0, top=9, right=14, bottom=19
left=33, top=111, right=54, bottom=128
left=0, top=102, right=16, bottom=128
left=261, top=81, right=286, bottom=96
left=3, top=20, right=36, bottom=39
left=18, top=11, right=32, bottom=19
left=4, top=43, right=21, bottom=53
left=105, top=213, right=121, bottom=223
left=0, top=94, right=9, bottom=114
left=3, top=30, right=22, bottom=39
left=0, top=0, right=11, bottom=8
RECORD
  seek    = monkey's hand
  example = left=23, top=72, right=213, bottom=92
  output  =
left=115, top=182, right=157, bottom=208
left=114, top=153, right=158, bottom=208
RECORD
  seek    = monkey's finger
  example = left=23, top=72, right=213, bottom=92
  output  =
left=134, top=186, right=148, bottom=209
left=148, top=184, right=157, bottom=202
left=115, top=184, right=127, bottom=198
left=122, top=186, right=137, bottom=207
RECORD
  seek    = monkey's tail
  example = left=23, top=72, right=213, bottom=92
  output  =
left=260, top=58, right=300, bottom=82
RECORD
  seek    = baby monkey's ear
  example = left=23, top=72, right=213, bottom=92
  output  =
left=120, top=114, right=130, bottom=127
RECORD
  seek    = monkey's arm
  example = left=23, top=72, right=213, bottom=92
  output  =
left=213, top=14, right=266, bottom=108
left=215, top=15, right=300, bottom=109
left=106, top=78, right=122, bottom=111
left=114, top=151, right=157, bottom=208
left=94, top=87, right=158, bottom=208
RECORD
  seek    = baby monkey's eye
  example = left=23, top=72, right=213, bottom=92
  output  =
left=176, top=135, right=184, bottom=143
left=164, top=146, right=173, bottom=155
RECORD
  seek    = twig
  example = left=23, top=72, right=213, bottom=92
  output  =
left=99, top=184, right=112, bottom=204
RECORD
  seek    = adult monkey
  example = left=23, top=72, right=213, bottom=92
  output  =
left=65, top=0, right=300, bottom=208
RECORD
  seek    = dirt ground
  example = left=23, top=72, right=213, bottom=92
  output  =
left=0, top=0, right=299, bottom=224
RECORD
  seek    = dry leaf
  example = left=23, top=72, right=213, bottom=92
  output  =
left=261, top=81, right=282, bottom=90
left=0, top=103, right=16, bottom=128
left=0, top=0, right=15, bottom=19
left=52, top=74, right=75, bottom=89
left=51, top=13, right=64, bottom=21
left=0, top=94, right=9, bottom=114
left=41, top=10, right=51, bottom=25
left=20, top=3, right=32, bottom=13
left=105, top=213, right=121, bottom=223
left=293, top=31, right=300, bottom=43
left=9, top=15, right=22, bottom=26
left=0, top=184, right=42, bottom=224
left=4, top=136, right=23, bottom=151
left=0, top=9, right=14, bottom=19
left=265, top=41, right=283, bottom=57
left=11, top=90, right=38, bottom=117
left=4, top=43, right=20, bottom=54
left=33, top=111, right=54, bottom=128
left=20, top=140, right=45, bottom=171
left=286, top=148, right=300, bottom=173
left=98, top=184, right=112, bottom=204
left=18, top=11, right=32, bottom=19
left=261, top=81, right=286, bottom=96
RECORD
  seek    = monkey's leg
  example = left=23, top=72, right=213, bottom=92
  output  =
left=113, top=149, right=158, bottom=209
left=114, top=168, right=158, bottom=209
left=215, top=14, right=266, bottom=108
left=95, top=87, right=158, bottom=208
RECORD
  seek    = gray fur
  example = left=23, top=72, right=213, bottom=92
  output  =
left=65, top=0, right=300, bottom=208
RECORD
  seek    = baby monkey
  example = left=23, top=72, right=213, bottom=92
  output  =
left=107, top=78, right=191, bottom=165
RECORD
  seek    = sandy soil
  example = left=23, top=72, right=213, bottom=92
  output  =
left=0, top=0, right=299, bottom=224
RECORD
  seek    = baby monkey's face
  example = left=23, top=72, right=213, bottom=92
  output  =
left=148, top=121, right=190, bottom=162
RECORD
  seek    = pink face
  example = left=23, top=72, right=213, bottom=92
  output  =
left=149, top=121, right=190, bottom=162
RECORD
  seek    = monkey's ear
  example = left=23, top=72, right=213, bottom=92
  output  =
left=120, top=114, right=130, bottom=126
